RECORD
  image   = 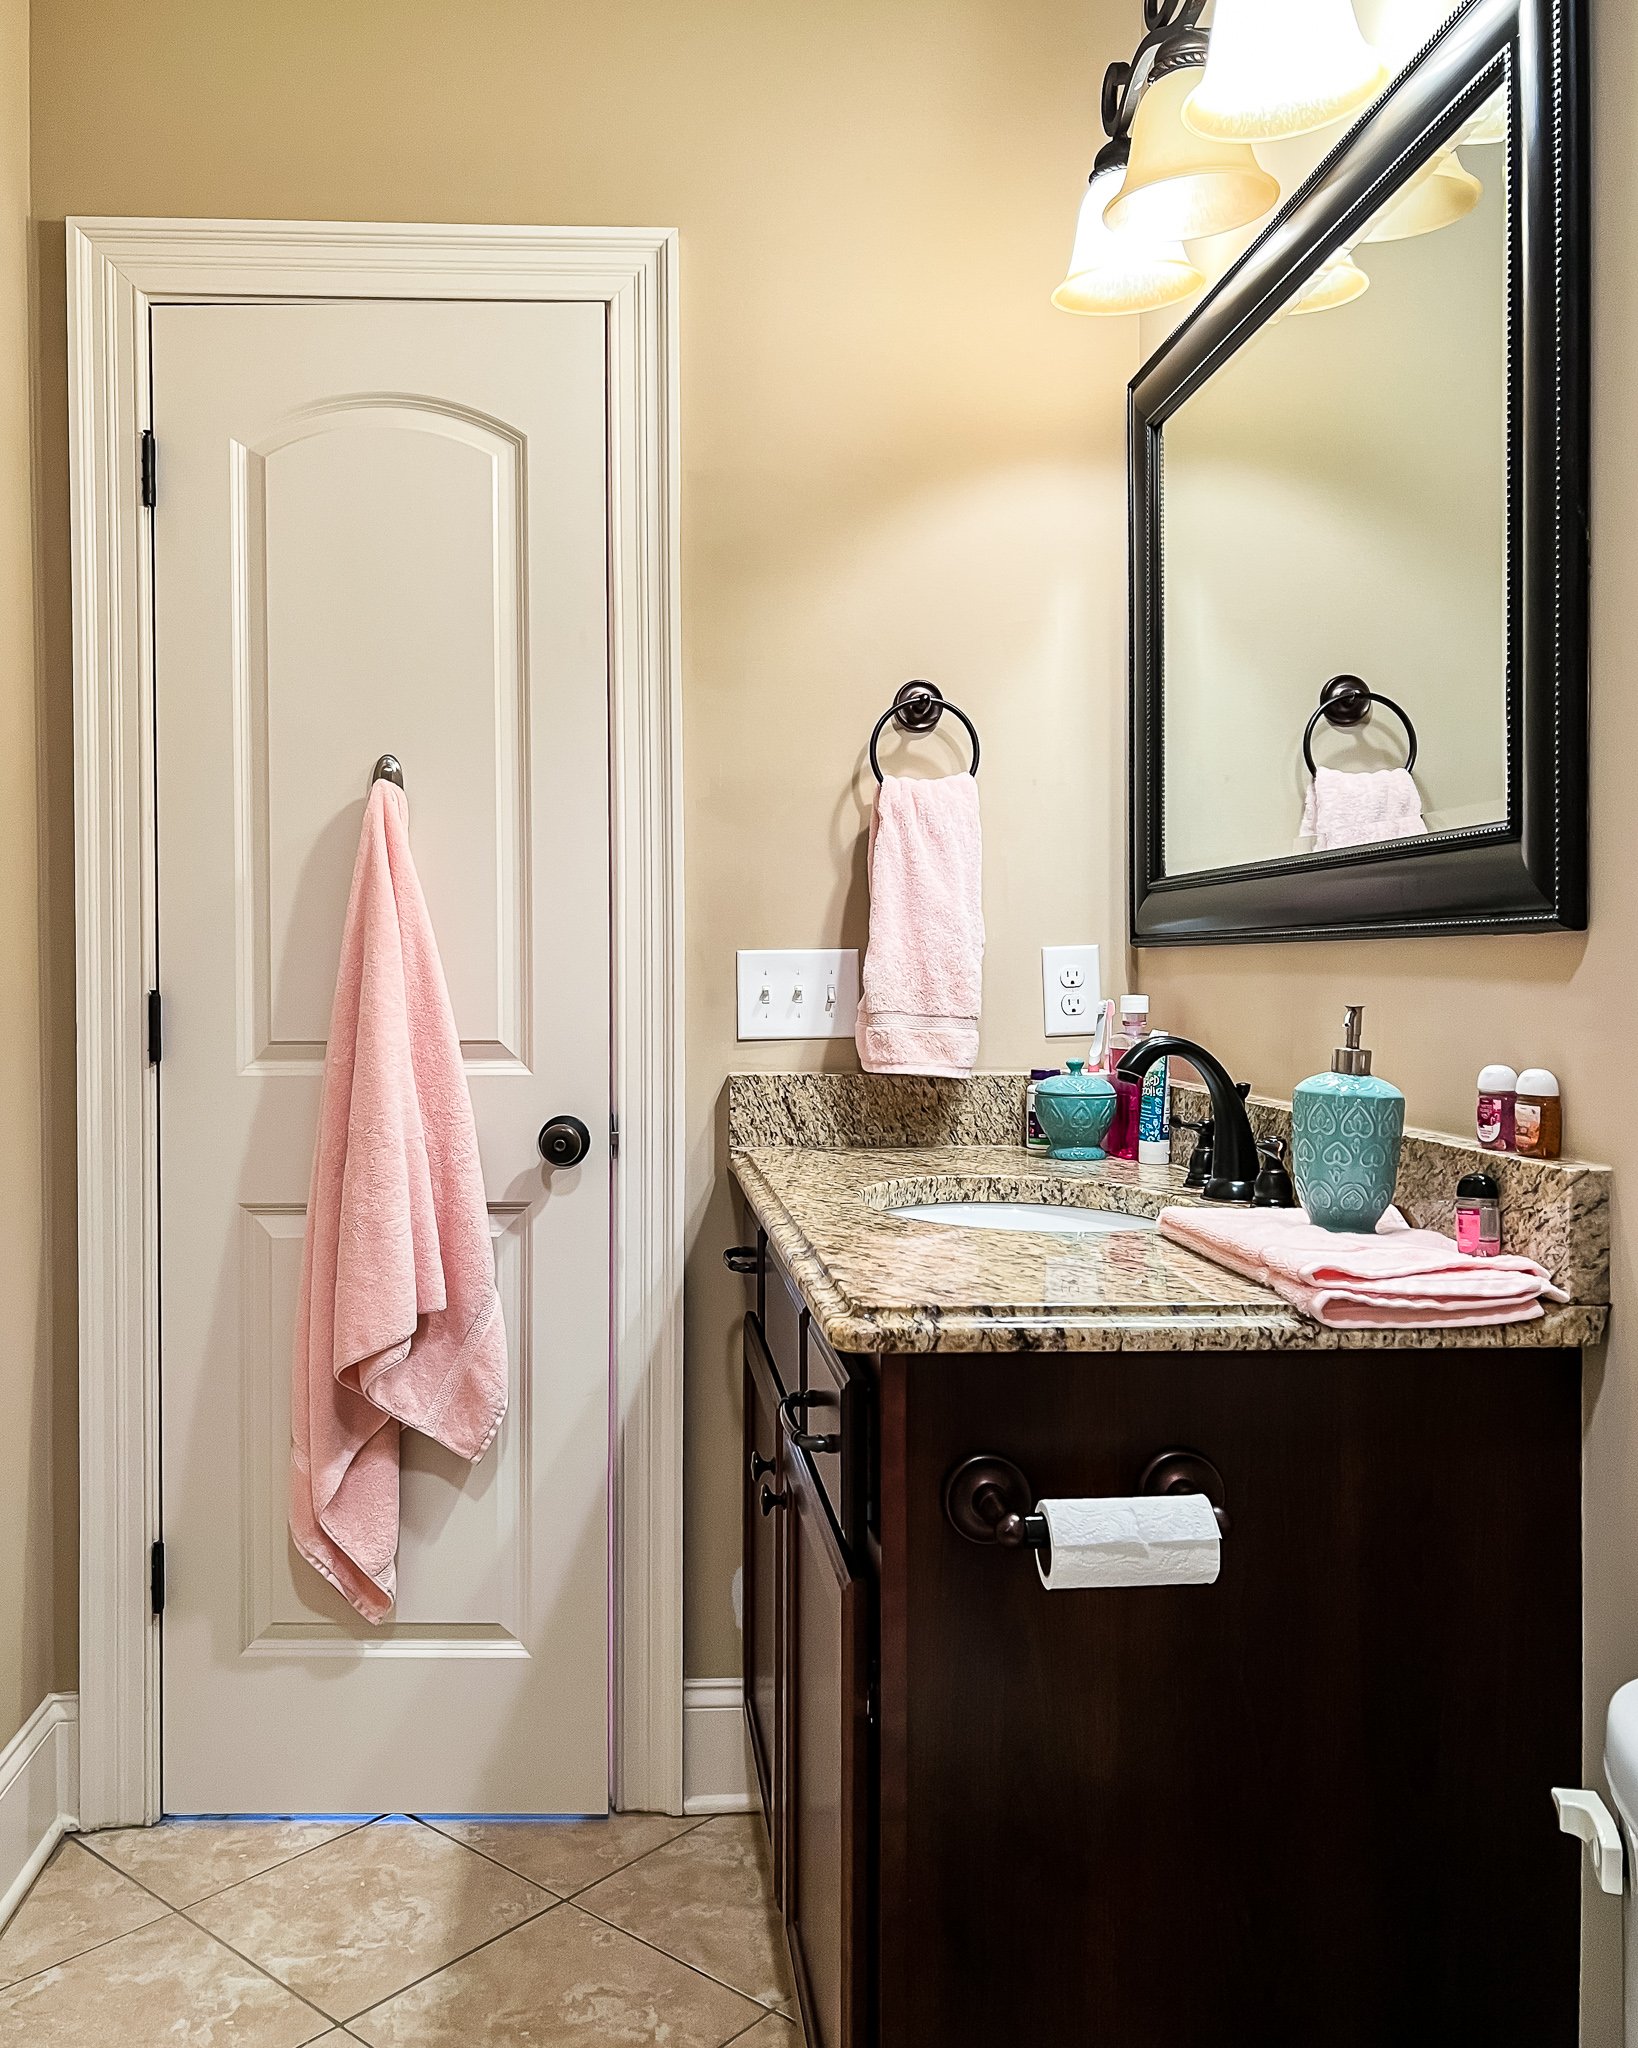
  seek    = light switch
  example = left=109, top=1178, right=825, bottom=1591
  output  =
left=1042, top=945, right=1102, bottom=1039
left=737, top=950, right=860, bottom=1041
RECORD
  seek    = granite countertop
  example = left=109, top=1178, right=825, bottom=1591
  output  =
left=730, top=1141, right=1611, bottom=1357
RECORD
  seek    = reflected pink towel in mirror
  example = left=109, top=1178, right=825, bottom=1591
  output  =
left=856, top=773, right=984, bottom=1077
left=1300, top=766, right=1427, bottom=852
left=289, top=779, right=508, bottom=1623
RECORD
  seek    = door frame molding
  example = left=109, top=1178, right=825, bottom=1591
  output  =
left=66, top=217, right=685, bottom=1827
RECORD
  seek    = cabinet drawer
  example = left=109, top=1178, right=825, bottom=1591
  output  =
left=794, top=1326, right=866, bottom=1551
left=763, top=1250, right=807, bottom=1392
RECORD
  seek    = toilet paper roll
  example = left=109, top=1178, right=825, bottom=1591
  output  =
left=1035, top=1492, right=1221, bottom=1591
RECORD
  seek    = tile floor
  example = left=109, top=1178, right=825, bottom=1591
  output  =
left=0, top=1811, right=803, bottom=2045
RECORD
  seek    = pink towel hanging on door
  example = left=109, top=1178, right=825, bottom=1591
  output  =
left=289, top=778, right=509, bottom=1623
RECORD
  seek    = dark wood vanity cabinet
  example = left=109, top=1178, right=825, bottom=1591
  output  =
left=741, top=1316, right=784, bottom=1870
left=782, top=1424, right=871, bottom=2048
left=740, top=1242, right=1584, bottom=2048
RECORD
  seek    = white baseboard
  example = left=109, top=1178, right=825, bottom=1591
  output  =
left=0, top=1694, right=79, bottom=1932
left=682, top=1680, right=755, bottom=1815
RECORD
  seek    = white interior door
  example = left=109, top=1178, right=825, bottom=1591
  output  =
left=153, top=299, right=612, bottom=1816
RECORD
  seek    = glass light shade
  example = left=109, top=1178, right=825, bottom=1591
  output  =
left=1460, top=83, right=1508, bottom=146
left=1364, top=150, right=1482, bottom=242
left=1184, top=0, right=1389, bottom=143
left=1052, top=164, right=1206, bottom=316
left=1288, top=250, right=1370, bottom=315
left=1105, top=70, right=1281, bottom=242
left=1356, top=0, right=1462, bottom=75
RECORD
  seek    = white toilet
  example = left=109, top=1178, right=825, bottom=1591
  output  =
left=1558, top=1682, right=1638, bottom=2038
left=1610, top=1684, right=1638, bottom=2039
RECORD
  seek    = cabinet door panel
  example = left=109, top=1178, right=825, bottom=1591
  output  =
left=743, top=1318, right=786, bottom=1887
left=784, top=1441, right=870, bottom=2048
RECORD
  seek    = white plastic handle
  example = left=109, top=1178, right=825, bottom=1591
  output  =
left=1552, top=1787, right=1625, bottom=1895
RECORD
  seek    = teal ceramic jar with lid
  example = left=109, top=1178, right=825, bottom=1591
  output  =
left=1291, top=1005, right=1405, bottom=1234
left=1034, top=1061, right=1118, bottom=1161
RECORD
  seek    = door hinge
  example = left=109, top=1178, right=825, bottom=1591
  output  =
left=610, top=1111, right=620, bottom=1160
left=150, top=1539, right=166, bottom=1617
left=140, top=429, right=156, bottom=509
left=146, top=988, right=163, bottom=1064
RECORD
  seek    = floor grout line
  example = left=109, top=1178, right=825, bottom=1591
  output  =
left=4, top=1813, right=796, bottom=2035
left=166, top=1904, right=352, bottom=2036
left=169, top=1818, right=559, bottom=2027
left=413, top=1810, right=709, bottom=1901
left=565, top=1892, right=792, bottom=2014
left=78, top=1813, right=381, bottom=1913
left=341, top=1896, right=563, bottom=2028
left=0, top=1840, right=184, bottom=1996
left=718, top=2009, right=795, bottom=2047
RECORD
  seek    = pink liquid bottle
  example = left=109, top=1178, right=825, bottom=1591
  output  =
left=1106, top=996, right=1149, bottom=1162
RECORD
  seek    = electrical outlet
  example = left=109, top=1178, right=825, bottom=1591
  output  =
left=737, top=949, right=860, bottom=1041
left=1042, top=945, right=1101, bottom=1038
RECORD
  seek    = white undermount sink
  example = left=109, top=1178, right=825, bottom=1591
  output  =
left=888, top=1202, right=1158, bottom=1237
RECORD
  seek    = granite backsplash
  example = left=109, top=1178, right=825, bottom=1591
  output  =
left=727, top=1070, right=1611, bottom=1306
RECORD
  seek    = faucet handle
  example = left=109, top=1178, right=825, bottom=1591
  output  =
left=1253, top=1138, right=1298, bottom=1210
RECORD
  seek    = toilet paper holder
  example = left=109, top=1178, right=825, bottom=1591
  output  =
left=944, top=1449, right=1230, bottom=1548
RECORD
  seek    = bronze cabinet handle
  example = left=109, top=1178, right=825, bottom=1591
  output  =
left=749, top=1450, right=775, bottom=1485
left=779, top=1391, right=841, bottom=1456
left=759, top=1482, right=789, bottom=1516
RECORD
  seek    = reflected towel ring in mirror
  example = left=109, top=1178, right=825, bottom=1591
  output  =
left=868, top=681, right=981, bottom=784
left=1301, top=675, right=1418, bottom=777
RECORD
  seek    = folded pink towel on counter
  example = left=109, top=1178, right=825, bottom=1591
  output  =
left=856, top=773, right=984, bottom=1078
left=1160, top=1205, right=1568, bottom=1331
left=290, top=779, right=509, bottom=1623
left=1300, top=765, right=1426, bottom=852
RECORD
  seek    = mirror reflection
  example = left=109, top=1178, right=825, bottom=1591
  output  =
left=1159, top=88, right=1510, bottom=878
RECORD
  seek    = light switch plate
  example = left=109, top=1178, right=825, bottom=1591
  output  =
left=1042, top=945, right=1102, bottom=1038
left=737, top=950, right=861, bottom=1041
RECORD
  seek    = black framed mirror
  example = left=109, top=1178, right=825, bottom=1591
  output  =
left=1129, top=0, right=1587, bottom=944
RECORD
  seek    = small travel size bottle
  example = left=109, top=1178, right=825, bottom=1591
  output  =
left=1455, top=1172, right=1502, bottom=1258
left=1514, top=1070, right=1563, bottom=1160
left=1476, top=1065, right=1518, bottom=1152
left=1025, top=1069, right=1057, bottom=1153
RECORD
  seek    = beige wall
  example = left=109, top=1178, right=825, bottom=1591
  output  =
left=27, top=0, right=1137, bottom=1691
left=1141, top=3, right=1636, bottom=2030
left=0, top=0, right=60, bottom=1746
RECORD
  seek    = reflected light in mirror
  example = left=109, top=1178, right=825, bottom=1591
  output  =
left=1185, top=0, right=1388, bottom=142
left=1365, top=149, right=1482, bottom=242
left=1356, top=0, right=1464, bottom=75
left=1105, top=67, right=1281, bottom=242
left=1053, top=153, right=1206, bottom=316
left=1288, top=249, right=1371, bottom=315
left=1461, top=84, right=1508, bottom=146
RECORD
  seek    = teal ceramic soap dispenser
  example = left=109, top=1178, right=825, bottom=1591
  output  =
left=1291, top=1005, right=1405, bottom=1234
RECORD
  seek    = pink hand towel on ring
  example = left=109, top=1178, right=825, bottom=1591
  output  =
left=856, top=773, right=984, bottom=1077
left=289, top=779, right=509, bottom=1623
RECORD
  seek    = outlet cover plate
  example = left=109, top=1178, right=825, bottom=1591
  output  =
left=1042, top=945, right=1102, bottom=1039
left=738, top=949, right=861, bottom=1041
